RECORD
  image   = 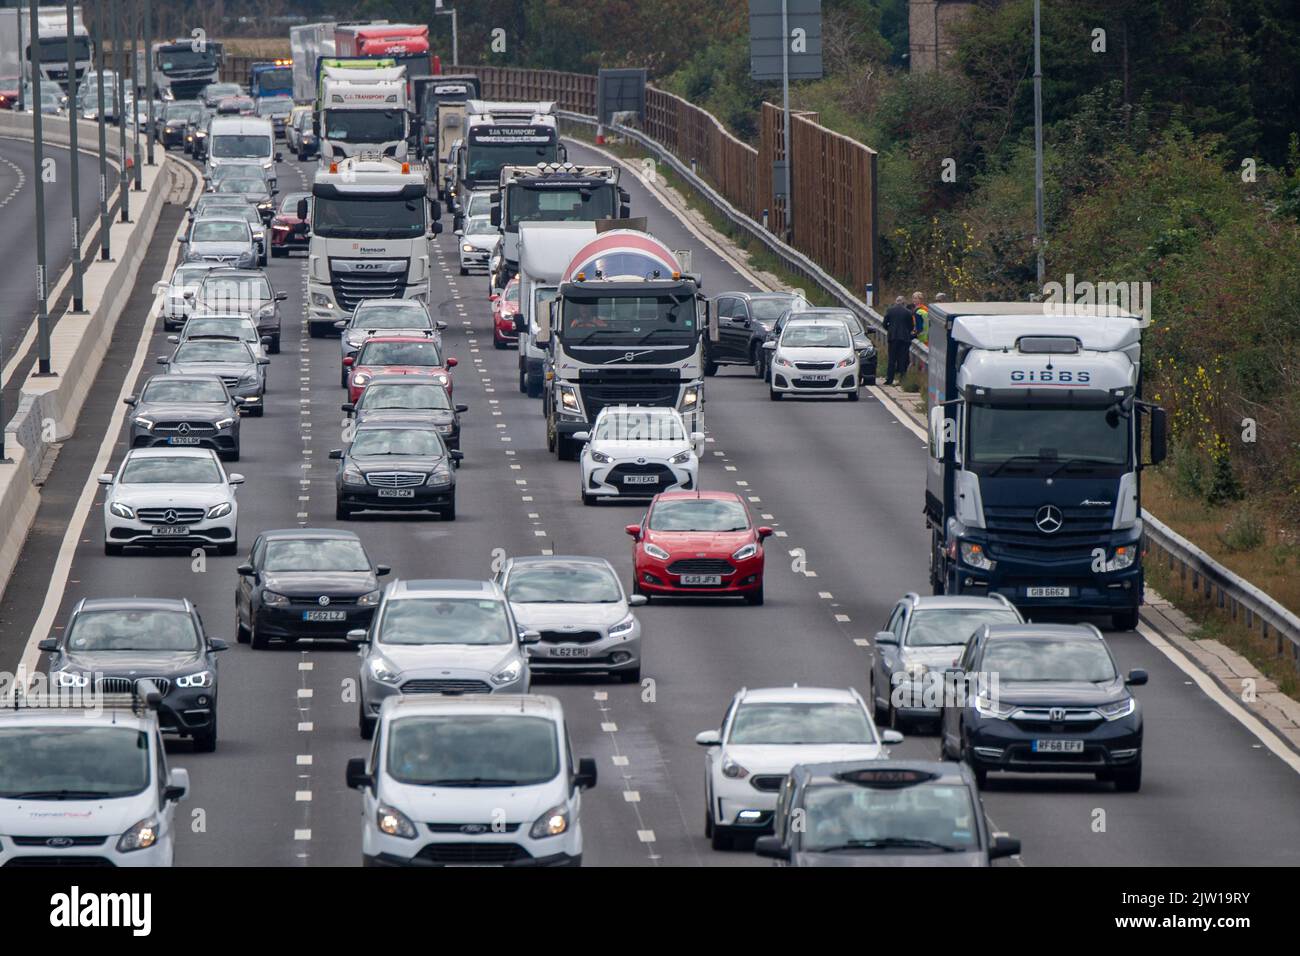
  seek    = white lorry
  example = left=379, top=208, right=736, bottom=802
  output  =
left=318, top=73, right=409, bottom=163
left=305, top=155, right=441, bottom=337
left=513, top=221, right=599, bottom=399
left=0, top=4, right=93, bottom=93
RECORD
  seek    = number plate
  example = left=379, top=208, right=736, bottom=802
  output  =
left=167, top=437, right=202, bottom=445
left=303, top=610, right=347, bottom=622
left=376, top=488, right=416, bottom=498
left=151, top=525, right=190, bottom=536
left=1032, top=739, right=1084, bottom=754
left=800, top=374, right=831, bottom=382
left=1026, top=586, right=1072, bottom=598
left=551, top=646, right=589, bottom=657
left=680, top=574, right=722, bottom=585
left=623, top=474, right=659, bottom=485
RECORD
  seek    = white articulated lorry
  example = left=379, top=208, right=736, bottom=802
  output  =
left=305, top=155, right=442, bottom=337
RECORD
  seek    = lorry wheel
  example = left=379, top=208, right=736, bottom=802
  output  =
left=558, top=437, right=579, bottom=462
left=546, top=420, right=557, bottom=452
left=526, top=376, right=543, bottom=399
left=1112, top=608, right=1140, bottom=631
left=518, top=365, right=528, bottom=393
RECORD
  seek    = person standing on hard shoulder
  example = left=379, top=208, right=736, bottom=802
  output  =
left=883, top=296, right=914, bottom=386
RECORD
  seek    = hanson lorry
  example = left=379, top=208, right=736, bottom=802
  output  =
left=305, top=156, right=441, bottom=337
left=924, top=302, right=1167, bottom=630
left=539, top=229, right=708, bottom=460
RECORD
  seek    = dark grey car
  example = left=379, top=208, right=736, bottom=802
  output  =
left=330, top=421, right=462, bottom=520
left=707, top=291, right=809, bottom=377
left=191, top=269, right=287, bottom=352
left=214, top=176, right=276, bottom=223
left=341, top=376, right=466, bottom=450
left=126, top=373, right=244, bottom=460
left=158, top=338, right=269, bottom=416
left=39, top=597, right=229, bottom=752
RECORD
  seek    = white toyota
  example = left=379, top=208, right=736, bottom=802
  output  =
left=573, top=405, right=702, bottom=505
left=763, top=318, right=862, bottom=400
left=695, top=686, right=901, bottom=849
left=100, top=447, right=243, bottom=556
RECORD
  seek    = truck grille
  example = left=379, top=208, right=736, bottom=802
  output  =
left=667, top=558, right=734, bottom=575
left=399, top=678, right=491, bottom=695
left=578, top=383, right=680, bottom=422
left=366, top=472, right=427, bottom=488
left=137, top=507, right=206, bottom=525
left=329, top=259, right=409, bottom=312
left=984, top=504, right=1114, bottom=559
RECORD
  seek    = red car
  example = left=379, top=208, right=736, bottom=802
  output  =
left=0, top=77, right=19, bottom=111
left=269, top=192, right=310, bottom=257
left=491, top=275, right=520, bottom=349
left=626, top=491, right=772, bottom=605
left=345, top=335, right=457, bottom=404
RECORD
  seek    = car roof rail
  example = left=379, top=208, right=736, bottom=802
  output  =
left=990, top=592, right=1016, bottom=609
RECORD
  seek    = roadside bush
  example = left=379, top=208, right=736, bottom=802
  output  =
left=1217, top=504, right=1265, bottom=553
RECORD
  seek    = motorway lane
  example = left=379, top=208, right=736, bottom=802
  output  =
left=0, top=136, right=103, bottom=374
left=5, top=142, right=1299, bottom=868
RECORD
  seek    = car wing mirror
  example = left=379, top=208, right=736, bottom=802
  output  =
left=625, top=524, right=642, bottom=540
left=328, top=449, right=343, bottom=460
left=376, top=564, right=391, bottom=577
left=754, top=835, right=790, bottom=860
left=1126, top=669, right=1148, bottom=686
left=694, top=730, right=721, bottom=746
left=875, top=631, right=898, bottom=646
left=756, top=526, right=774, bottom=539
left=572, top=431, right=590, bottom=443
left=881, top=729, right=904, bottom=745
left=209, top=638, right=229, bottom=652
left=97, top=473, right=114, bottom=484
left=236, top=564, right=255, bottom=576
left=990, top=834, right=1021, bottom=859
left=574, top=756, right=597, bottom=790
left=227, top=473, right=245, bottom=485
left=454, top=403, right=468, bottom=413
left=37, top=638, right=59, bottom=653
left=345, top=757, right=372, bottom=790
left=345, top=629, right=370, bottom=645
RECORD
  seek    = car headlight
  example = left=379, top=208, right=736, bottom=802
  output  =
left=368, top=657, right=400, bottom=684
left=836, top=357, right=855, bottom=368
left=732, top=542, right=758, bottom=561
left=433, top=373, right=448, bottom=386
left=669, top=449, right=693, bottom=465
left=589, top=448, right=612, bottom=464
left=608, top=614, right=635, bottom=638
left=257, top=201, right=272, bottom=210
left=721, top=756, right=749, bottom=779
left=960, top=540, right=995, bottom=571
left=351, top=372, right=370, bottom=387
left=426, top=465, right=452, bottom=486
left=262, top=590, right=289, bottom=608
left=490, top=659, right=523, bottom=686
left=680, top=385, right=700, bottom=409
left=176, top=670, right=214, bottom=688
left=215, top=417, right=236, bottom=429
left=434, top=423, right=453, bottom=434
left=311, top=292, right=334, bottom=307
left=117, top=817, right=160, bottom=852
left=343, top=465, right=366, bottom=485
left=207, top=502, right=232, bottom=519
left=357, top=589, right=382, bottom=607
left=974, top=694, right=1016, bottom=719
left=461, top=243, right=474, bottom=253
left=133, top=417, right=154, bottom=430
left=643, top=542, right=670, bottom=561
left=1104, top=545, right=1137, bottom=572
left=239, top=370, right=259, bottom=385
left=376, top=802, right=417, bottom=839
left=528, top=804, right=570, bottom=839
left=901, top=658, right=928, bottom=678
left=109, top=501, right=135, bottom=519
left=54, top=670, right=89, bottom=688
left=1098, top=697, right=1136, bottom=721
left=775, top=356, right=793, bottom=367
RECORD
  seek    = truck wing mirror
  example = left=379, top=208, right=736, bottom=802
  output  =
left=705, top=299, right=719, bottom=344
left=1145, top=405, right=1167, bottom=467
left=489, top=207, right=501, bottom=227
left=536, top=310, right=551, bottom=344
left=296, top=198, right=309, bottom=220
left=928, top=406, right=950, bottom=462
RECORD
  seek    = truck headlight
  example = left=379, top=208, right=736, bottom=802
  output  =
left=559, top=387, right=580, bottom=411
left=1104, top=546, right=1137, bottom=571
left=311, top=292, right=334, bottom=307
left=490, top=660, right=523, bottom=686
left=109, top=501, right=135, bottom=519
left=529, top=804, right=570, bottom=839
left=680, top=385, right=700, bottom=409
left=960, top=540, right=994, bottom=571
left=376, top=802, right=417, bottom=839
left=117, top=818, right=160, bottom=852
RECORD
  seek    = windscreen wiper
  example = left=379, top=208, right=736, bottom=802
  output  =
left=819, top=837, right=964, bottom=852
left=7, top=789, right=114, bottom=800
left=422, top=778, right=519, bottom=787
left=1043, top=456, right=1122, bottom=479
left=986, top=454, right=1050, bottom=477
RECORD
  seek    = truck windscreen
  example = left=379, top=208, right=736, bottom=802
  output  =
left=159, top=49, right=218, bottom=72
left=466, top=140, right=559, bottom=184
left=34, top=36, right=91, bottom=62
left=324, top=109, right=405, bottom=143
left=255, top=68, right=293, bottom=91
left=562, top=294, right=697, bottom=346
left=507, top=186, right=616, bottom=228
left=966, top=404, right=1130, bottom=473
left=313, top=194, right=424, bottom=239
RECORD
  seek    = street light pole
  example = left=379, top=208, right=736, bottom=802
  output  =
left=30, top=0, right=53, bottom=377
left=1033, top=0, right=1045, bottom=289
left=129, top=0, right=140, bottom=190
left=780, top=0, right=793, bottom=242
left=66, top=0, right=84, bottom=311
left=144, top=0, right=154, bottom=165
left=94, top=7, right=110, bottom=259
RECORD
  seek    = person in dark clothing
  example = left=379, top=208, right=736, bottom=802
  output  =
left=883, top=296, right=914, bottom=385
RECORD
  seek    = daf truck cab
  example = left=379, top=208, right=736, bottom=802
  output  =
left=925, top=303, right=1167, bottom=630
left=305, top=156, right=441, bottom=337
left=318, top=75, right=409, bottom=162
left=540, top=229, right=708, bottom=460
left=514, top=221, right=599, bottom=400
left=454, top=101, right=562, bottom=218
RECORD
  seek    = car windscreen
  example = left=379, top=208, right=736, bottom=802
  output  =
left=648, top=498, right=749, bottom=532
left=729, top=702, right=876, bottom=745
left=173, top=341, right=253, bottom=364
left=174, top=265, right=215, bottom=287
left=119, top=456, right=223, bottom=484
left=165, top=104, right=203, bottom=123
left=350, top=428, right=443, bottom=458
left=217, top=179, right=267, bottom=195
left=980, top=637, right=1118, bottom=682
left=352, top=305, right=432, bottom=330
left=211, top=134, right=271, bottom=158
left=0, top=728, right=149, bottom=800
left=198, top=276, right=271, bottom=309
left=141, top=379, right=227, bottom=404
left=800, top=782, right=979, bottom=853
left=377, top=597, right=511, bottom=646
left=186, top=319, right=255, bottom=340
left=506, top=563, right=621, bottom=603
left=783, top=324, right=850, bottom=348
left=257, top=97, right=293, bottom=116
left=213, top=164, right=264, bottom=181
left=190, top=220, right=249, bottom=243
left=264, top=538, right=370, bottom=572
left=465, top=218, right=499, bottom=236
left=593, top=412, right=685, bottom=443
left=67, top=609, right=201, bottom=652
left=906, top=609, right=1023, bottom=648
left=387, top=715, right=558, bottom=787
left=749, top=297, right=804, bottom=322
left=359, top=383, right=451, bottom=411
left=205, top=84, right=240, bottom=99
left=357, top=341, right=442, bottom=367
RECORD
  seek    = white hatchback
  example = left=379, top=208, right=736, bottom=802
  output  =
left=695, top=686, right=901, bottom=849
left=574, top=406, right=702, bottom=505
left=764, top=318, right=861, bottom=400
left=347, top=694, right=597, bottom=867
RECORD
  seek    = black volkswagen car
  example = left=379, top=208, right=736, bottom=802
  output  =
left=939, top=623, right=1147, bottom=791
left=126, top=373, right=244, bottom=460
left=330, top=421, right=462, bottom=521
left=236, top=529, right=390, bottom=649
left=755, top=760, right=1021, bottom=866
left=40, top=597, right=227, bottom=752
left=342, top=377, right=467, bottom=450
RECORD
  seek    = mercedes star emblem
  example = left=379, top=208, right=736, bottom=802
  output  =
left=177, top=422, right=191, bottom=435
left=318, top=595, right=331, bottom=607
left=163, top=509, right=178, bottom=524
left=1035, top=504, right=1063, bottom=534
